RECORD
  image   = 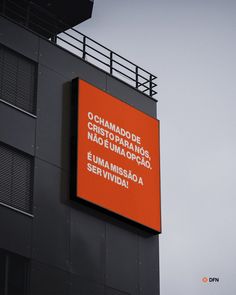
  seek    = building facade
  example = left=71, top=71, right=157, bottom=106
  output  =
left=0, top=1, right=160, bottom=294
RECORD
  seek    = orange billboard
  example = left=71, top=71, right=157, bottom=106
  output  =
left=71, top=79, right=161, bottom=232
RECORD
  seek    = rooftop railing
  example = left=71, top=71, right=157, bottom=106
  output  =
left=0, top=0, right=158, bottom=98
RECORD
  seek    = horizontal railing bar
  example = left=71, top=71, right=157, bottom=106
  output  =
left=137, top=72, right=153, bottom=82
left=137, top=84, right=149, bottom=92
left=138, top=80, right=157, bottom=88
left=1, top=0, right=158, bottom=98
left=151, top=82, right=158, bottom=87
left=112, top=59, right=136, bottom=75
left=150, top=75, right=157, bottom=81
left=142, top=88, right=150, bottom=94
left=82, top=42, right=111, bottom=60
left=85, top=52, right=111, bottom=68
left=137, top=82, right=149, bottom=91
left=62, top=31, right=113, bottom=62
left=138, top=80, right=149, bottom=88
left=142, top=88, right=157, bottom=96
left=57, top=36, right=84, bottom=53
left=70, top=27, right=111, bottom=53
left=112, top=68, right=137, bottom=83
left=140, top=80, right=153, bottom=87
left=70, top=27, right=157, bottom=78
left=61, top=31, right=85, bottom=45
left=113, top=52, right=155, bottom=77
left=112, top=59, right=154, bottom=83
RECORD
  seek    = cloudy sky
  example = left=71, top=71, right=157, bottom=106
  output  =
left=78, top=1, right=236, bottom=294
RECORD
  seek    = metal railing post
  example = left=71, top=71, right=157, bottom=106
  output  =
left=110, top=51, right=113, bottom=75
left=149, top=74, right=153, bottom=97
left=51, top=35, right=57, bottom=43
left=135, top=66, right=139, bottom=89
left=52, top=16, right=58, bottom=44
left=0, top=0, right=157, bottom=98
left=82, top=36, right=86, bottom=59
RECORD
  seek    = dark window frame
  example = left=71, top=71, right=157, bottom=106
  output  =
left=0, top=141, right=34, bottom=215
left=0, top=44, right=38, bottom=115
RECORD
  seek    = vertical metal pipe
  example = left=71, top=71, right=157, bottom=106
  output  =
left=51, top=35, right=57, bottom=43
left=82, top=36, right=86, bottom=59
left=136, top=66, right=139, bottom=89
left=110, top=51, right=113, bottom=75
left=149, top=74, right=153, bottom=97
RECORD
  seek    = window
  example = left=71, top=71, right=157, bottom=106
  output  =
left=0, top=45, right=37, bottom=114
left=0, top=249, right=29, bottom=295
left=0, top=142, right=34, bottom=214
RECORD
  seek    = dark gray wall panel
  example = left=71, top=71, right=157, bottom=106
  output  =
left=32, top=159, right=70, bottom=271
left=106, top=224, right=139, bottom=295
left=39, top=39, right=107, bottom=90
left=0, top=205, right=32, bottom=257
left=0, top=17, right=39, bottom=62
left=71, top=274, right=104, bottom=295
left=139, top=235, right=159, bottom=295
left=106, top=75, right=157, bottom=118
left=106, top=287, right=130, bottom=295
left=0, top=18, right=161, bottom=295
left=30, top=261, right=69, bottom=295
left=70, top=206, right=105, bottom=283
left=0, top=102, right=36, bottom=155
left=36, top=65, right=71, bottom=170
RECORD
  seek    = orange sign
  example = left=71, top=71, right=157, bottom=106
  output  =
left=73, top=79, right=161, bottom=232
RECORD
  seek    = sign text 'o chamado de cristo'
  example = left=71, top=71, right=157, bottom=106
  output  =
left=73, top=79, right=161, bottom=232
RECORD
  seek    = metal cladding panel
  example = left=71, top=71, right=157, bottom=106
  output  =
left=38, top=39, right=107, bottom=89
left=0, top=102, right=35, bottom=155
left=106, top=223, right=139, bottom=295
left=0, top=206, right=32, bottom=257
left=106, top=75, right=157, bottom=118
left=0, top=17, right=39, bottom=62
left=30, top=261, right=69, bottom=295
left=32, top=159, right=70, bottom=271
left=71, top=274, right=104, bottom=295
left=106, top=287, right=130, bottom=295
left=70, top=205, right=105, bottom=283
left=139, top=235, right=159, bottom=295
left=36, top=65, right=71, bottom=170
left=0, top=252, right=5, bottom=293
left=0, top=18, right=160, bottom=295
